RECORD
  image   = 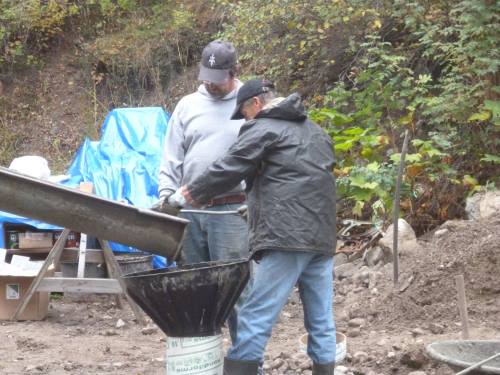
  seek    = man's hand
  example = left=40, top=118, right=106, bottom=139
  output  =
left=151, top=195, right=181, bottom=216
left=180, top=185, right=195, bottom=207
left=168, top=187, right=187, bottom=207
left=237, top=205, right=248, bottom=221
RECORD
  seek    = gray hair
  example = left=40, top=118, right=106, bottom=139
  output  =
left=242, top=90, right=277, bottom=108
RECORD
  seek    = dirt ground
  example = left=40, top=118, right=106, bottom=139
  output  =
left=1, top=216, right=499, bottom=375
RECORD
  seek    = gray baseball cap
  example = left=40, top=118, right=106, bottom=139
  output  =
left=198, top=40, right=237, bottom=84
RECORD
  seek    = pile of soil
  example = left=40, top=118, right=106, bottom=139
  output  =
left=371, top=216, right=500, bottom=329
left=0, top=217, right=499, bottom=374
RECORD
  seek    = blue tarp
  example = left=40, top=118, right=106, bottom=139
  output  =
left=0, top=107, right=171, bottom=268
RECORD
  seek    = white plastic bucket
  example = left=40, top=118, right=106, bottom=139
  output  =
left=166, top=335, right=223, bottom=375
left=299, top=332, right=347, bottom=363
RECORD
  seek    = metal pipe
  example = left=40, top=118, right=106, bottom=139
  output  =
left=455, top=352, right=500, bottom=375
left=393, top=129, right=410, bottom=287
left=0, top=167, right=188, bottom=259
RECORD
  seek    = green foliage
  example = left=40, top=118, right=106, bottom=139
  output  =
left=305, top=0, right=499, bottom=226
left=0, top=0, right=498, bottom=232
left=220, top=0, right=387, bottom=93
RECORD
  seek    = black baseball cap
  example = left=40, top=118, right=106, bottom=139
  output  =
left=230, top=79, right=275, bottom=120
left=198, top=40, right=237, bottom=84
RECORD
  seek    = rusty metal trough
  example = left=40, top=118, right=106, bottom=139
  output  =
left=0, top=166, right=188, bottom=259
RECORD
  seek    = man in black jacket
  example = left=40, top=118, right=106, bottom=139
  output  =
left=177, top=79, right=337, bottom=375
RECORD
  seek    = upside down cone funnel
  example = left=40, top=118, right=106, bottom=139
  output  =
left=122, top=259, right=250, bottom=337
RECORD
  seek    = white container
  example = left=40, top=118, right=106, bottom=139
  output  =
left=166, top=334, right=223, bottom=375
left=299, top=332, right=347, bottom=363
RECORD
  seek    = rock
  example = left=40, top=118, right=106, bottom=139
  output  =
left=433, top=228, right=449, bottom=238
left=299, top=358, right=311, bottom=370
left=387, top=351, right=396, bottom=359
left=272, top=358, right=284, bottom=369
left=364, top=246, right=384, bottom=267
left=348, top=318, right=366, bottom=327
left=466, top=190, right=500, bottom=219
left=408, top=372, right=427, bottom=375
left=24, top=365, right=42, bottom=372
left=352, top=351, right=369, bottom=363
left=115, top=319, right=126, bottom=328
left=334, top=366, right=348, bottom=375
left=400, top=350, right=429, bottom=369
left=411, top=328, right=425, bottom=337
left=335, top=262, right=357, bottom=280
left=102, top=329, right=118, bottom=336
left=428, top=322, right=445, bottom=334
left=368, top=271, right=382, bottom=289
left=379, top=219, right=420, bottom=255
left=141, top=326, right=158, bottom=335
left=334, top=252, right=349, bottom=267
left=479, top=191, right=500, bottom=218
left=348, top=327, right=361, bottom=337
left=466, top=193, right=483, bottom=219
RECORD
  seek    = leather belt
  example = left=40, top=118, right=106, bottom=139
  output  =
left=206, top=194, right=246, bottom=207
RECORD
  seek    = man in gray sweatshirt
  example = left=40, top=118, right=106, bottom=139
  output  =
left=156, top=40, right=249, bottom=340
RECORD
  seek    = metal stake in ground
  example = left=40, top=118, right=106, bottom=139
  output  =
left=455, top=274, right=470, bottom=340
left=393, top=130, right=410, bottom=287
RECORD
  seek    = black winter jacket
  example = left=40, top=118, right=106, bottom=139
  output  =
left=188, top=93, right=337, bottom=257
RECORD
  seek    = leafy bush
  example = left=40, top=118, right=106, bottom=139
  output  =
left=308, top=0, right=499, bottom=230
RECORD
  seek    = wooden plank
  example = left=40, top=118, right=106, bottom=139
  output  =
left=59, top=248, right=104, bottom=264
left=11, top=229, right=70, bottom=321
left=37, top=277, right=122, bottom=293
left=6, top=247, right=52, bottom=254
left=76, top=183, right=93, bottom=278
left=77, top=233, right=87, bottom=278
left=99, top=239, right=146, bottom=325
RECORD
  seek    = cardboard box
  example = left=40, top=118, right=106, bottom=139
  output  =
left=0, top=250, right=52, bottom=321
left=18, top=232, right=53, bottom=249
left=0, top=275, right=51, bottom=320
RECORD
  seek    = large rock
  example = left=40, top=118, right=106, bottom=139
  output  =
left=479, top=191, right=500, bottom=218
left=364, top=246, right=384, bottom=267
left=335, top=262, right=358, bottom=280
left=466, top=190, right=500, bottom=219
left=379, top=219, right=419, bottom=256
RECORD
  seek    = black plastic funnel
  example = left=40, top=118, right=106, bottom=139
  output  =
left=122, top=259, right=250, bottom=337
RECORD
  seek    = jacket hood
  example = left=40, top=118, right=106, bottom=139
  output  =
left=197, top=80, right=242, bottom=101
left=256, top=93, right=307, bottom=122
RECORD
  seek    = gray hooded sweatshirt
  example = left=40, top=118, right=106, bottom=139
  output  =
left=158, top=82, right=245, bottom=199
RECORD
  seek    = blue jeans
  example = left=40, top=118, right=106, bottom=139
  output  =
left=179, top=203, right=250, bottom=342
left=179, top=203, right=249, bottom=263
left=227, top=250, right=336, bottom=364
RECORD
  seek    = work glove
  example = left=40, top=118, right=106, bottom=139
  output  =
left=168, top=187, right=187, bottom=208
left=151, top=193, right=181, bottom=216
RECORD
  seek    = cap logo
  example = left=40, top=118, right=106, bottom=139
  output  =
left=208, top=54, right=216, bottom=67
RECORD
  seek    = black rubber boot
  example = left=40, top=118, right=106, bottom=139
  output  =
left=312, top=361, right=335, bottom=375
left=223, top=357, right=260, bottom=375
